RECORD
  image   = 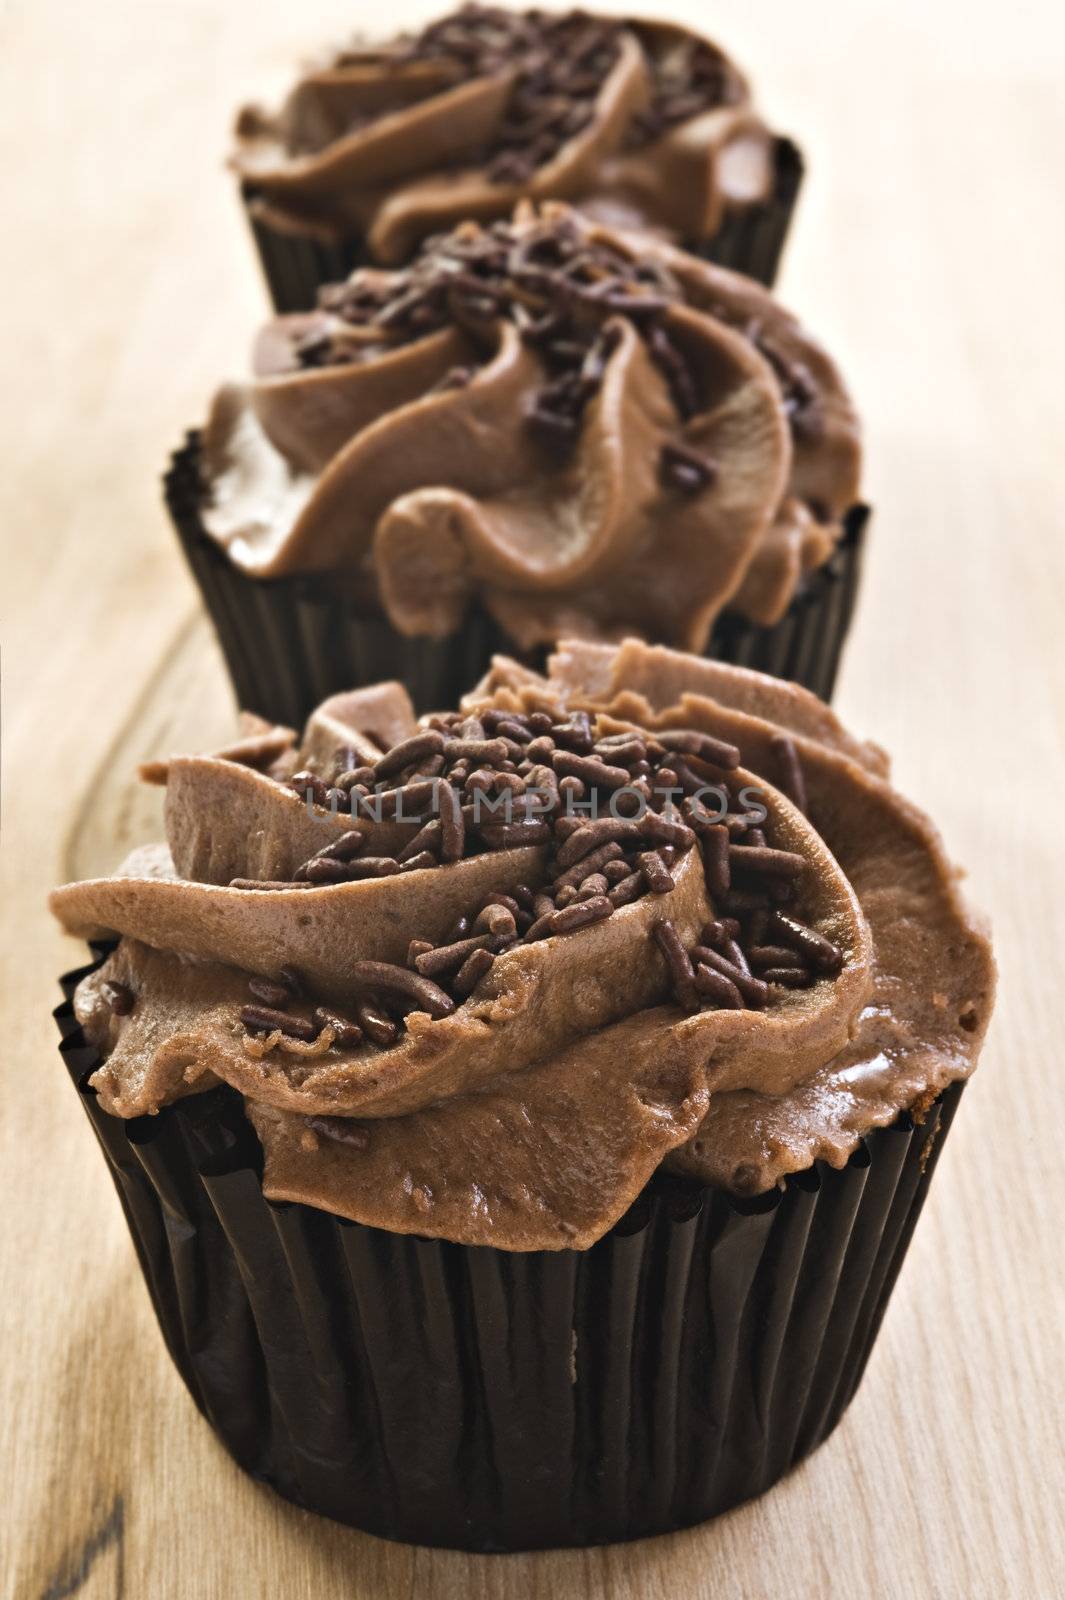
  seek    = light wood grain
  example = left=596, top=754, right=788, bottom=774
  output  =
left=3, top=0, right=1064, bottom=1595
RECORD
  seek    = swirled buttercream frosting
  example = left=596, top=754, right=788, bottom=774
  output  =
left=52, top=642, right=993, bottom=1250
left=202, top=205, right=861, bottom=649
left=233, top=7, right=778, bottom=258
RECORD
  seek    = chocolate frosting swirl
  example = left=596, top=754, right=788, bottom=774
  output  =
left=233, top=7, right=777, bottom=258
left=52, top=643, right=993, bottom=1251
left=203, top=205, right=861, bottom=648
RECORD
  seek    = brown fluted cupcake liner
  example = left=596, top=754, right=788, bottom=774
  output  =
left=165, top=432, right=869, bottom=725
left=242, top=137, right=805, bottom=314
left=56, top=944, right=963, bottom=1552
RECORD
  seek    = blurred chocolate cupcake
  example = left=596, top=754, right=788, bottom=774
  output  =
left=52, top=640, right=993, bottom=1549
left=234, top=5, right=803, bottom=309
left=169, top=205, right=867, bottom=725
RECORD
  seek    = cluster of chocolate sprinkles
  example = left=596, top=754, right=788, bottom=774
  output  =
left=753, top=333, right=825, bottom=445
left=233, top=712, right=843, bottom=1053
left=319, top=9, right=617, bottom=173
left=392, top=7, right=623, bottom=185
left=651, top=898, right=844, bottom=1017
left=307, top=213, right=721, bottom=488
left=240, top=965, right=372, bottom=1052
left=328, top=9, right=745, bottom=175
left=645, top=729, right=845, bottom=1011
left=697, top=295, right=826, bottom=448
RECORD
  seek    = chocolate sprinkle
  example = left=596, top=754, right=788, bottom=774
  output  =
left=768, top=911, right=844, bottom=975
left=415, top=934, right=494, bottom=979
left=556, top=817, right=643, bottom=868
left=102, top=980, right=135, bottom=1017
left=762, top=966, right=816, bottom=989
left=638, top=850, right=674, bottom=894
left=702, top=824, right=731, bottom=901
left=690, top=945, right=768, bottom=1009
left=652, top=919, right=700, bottom=1011
left=312, top=1007, right=364, bottom=1048
left=352, top=960, right=457, bottom=1020
left=658, top=728, right=741, bottom=769
left=747, top=945, right=806, bottom=971
left=374, top=730, right=445, bottom=779
left=398, top=850, right=438, bottom=874
left=240, top=1005, right=317, bottom=1042
left=437, top=782, right=466, bottom=863
left=453, top=946, right=497, bottom=998
left=729, top=844, right=807, bottom=879
left=248, top=977, right=292, bottom=1009
left=608, top=871, right=644, bottom=908
left=356, top=1001, right=401, bottom=1049
left=288, top=770, right=331, bottom=809
left=527, top=893, right=615, bottom=941
left=660, top=440, right=719, bottom=495
left=770, top=734, right=808, bottom=814
left=692, top=964, right=744, bottom=1009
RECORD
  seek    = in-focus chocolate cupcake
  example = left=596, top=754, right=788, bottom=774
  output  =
left=233, top=6, right=803, bottom=310
left=52, top=640, right=993, bottom=1551
left=169, top=204, right=868, bottom=725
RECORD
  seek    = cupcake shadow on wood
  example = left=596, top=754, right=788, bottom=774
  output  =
left=169, top=205, right=869, bottom=723
left=234, top=7, right=805, bottom=309
left=50, top=640, right=994, bottom=1549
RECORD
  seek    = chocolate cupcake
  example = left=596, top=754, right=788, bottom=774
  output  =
left=51, top=640, right=993, bottom=1551
left=171, top=205, right=867, bottom=725
left=234, top=6, right=802, bottom=310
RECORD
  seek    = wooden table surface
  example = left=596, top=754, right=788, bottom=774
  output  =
left=4, top=1, right=1064, bottom=1594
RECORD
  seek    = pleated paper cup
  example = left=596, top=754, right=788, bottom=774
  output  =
left=242, top=138, right=805, bottom=315
left=57, top=945, right=962, bottom=1552
left=166, top=432, right=869, bottom=726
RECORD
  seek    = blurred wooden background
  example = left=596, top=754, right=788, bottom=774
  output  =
left=3, top=0, right=1064, bottom=1594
